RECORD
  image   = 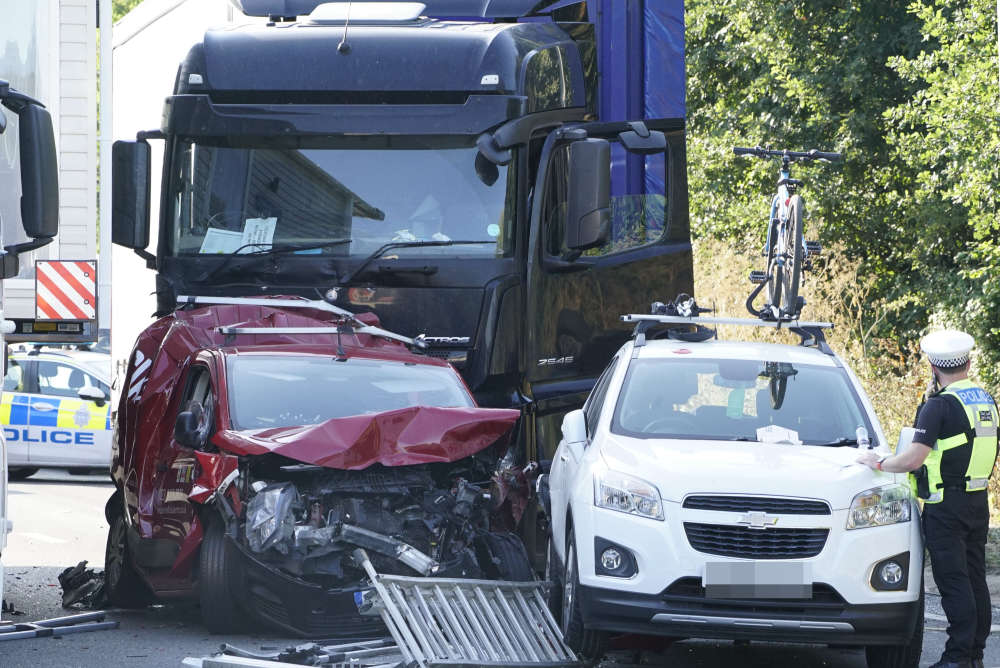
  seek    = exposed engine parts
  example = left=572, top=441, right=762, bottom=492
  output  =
left=240, top=460, right=533, bottom=587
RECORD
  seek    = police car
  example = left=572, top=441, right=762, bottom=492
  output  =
left=2, top=347, right=112, bottom=479
left=542, top=311, right=923, bottom=667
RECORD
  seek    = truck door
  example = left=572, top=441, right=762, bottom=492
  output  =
left=525, top=120, right=692, bottom=461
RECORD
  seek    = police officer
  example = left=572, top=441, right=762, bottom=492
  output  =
left=859, top=330, right=999, bottom=668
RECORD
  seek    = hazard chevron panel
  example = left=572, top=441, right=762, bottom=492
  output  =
left=35, top=260, right=97, bottom=321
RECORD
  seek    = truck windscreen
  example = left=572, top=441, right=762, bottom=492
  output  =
left=166, top=138, right=514, bottom=259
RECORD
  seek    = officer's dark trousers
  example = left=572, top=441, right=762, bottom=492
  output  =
left=923, top=489, right=991, bottom=662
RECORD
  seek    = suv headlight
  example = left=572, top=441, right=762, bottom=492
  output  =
left=594, top=471, right=664, bottom=520
left=847, top=484, right=911, bottom=529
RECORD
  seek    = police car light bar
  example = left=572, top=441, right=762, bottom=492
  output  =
left=620, top=314, right=834, bottom=329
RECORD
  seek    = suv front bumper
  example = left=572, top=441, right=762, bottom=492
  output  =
left=578, top=581, right=921, bottom=646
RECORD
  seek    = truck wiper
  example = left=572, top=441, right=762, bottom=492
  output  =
left=338, top=240, right=495, bottom=286
left=197, top=239, right=352, bottom=284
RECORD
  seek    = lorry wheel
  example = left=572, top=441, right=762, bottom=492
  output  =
left=104, top=508, right=154, bottom=608
left=199, top=517, right=248, bottom=634
left=559, top=530, right=607, bottom=660
left=864, top=588, right=924, bottom=668
left=8, top=468, right=39, bottom=481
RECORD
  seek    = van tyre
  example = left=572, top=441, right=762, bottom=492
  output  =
left=865, top=588, right=924, bottom=668
left=559, top=530, right=607, bottom=660
left=199, top=517, right=248, bottom=634
left=104, top=507, right=154, bottom=608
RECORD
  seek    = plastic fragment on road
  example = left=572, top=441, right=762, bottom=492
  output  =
left=58, top=560, right=108, bottom=609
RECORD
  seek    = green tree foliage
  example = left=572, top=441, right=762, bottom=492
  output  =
left=686, top=0, right=998, bottom=390
left=113, top=0, right=144, bottom=22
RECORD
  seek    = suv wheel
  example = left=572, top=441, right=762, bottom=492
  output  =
left=865, top=588, right=924, bottom=668
left=558, top=530, right=607, bottom=660
left=104, top=506, right=154, bottom=608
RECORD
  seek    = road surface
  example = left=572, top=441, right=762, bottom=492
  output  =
left=1, top=470, right=997, bottom=667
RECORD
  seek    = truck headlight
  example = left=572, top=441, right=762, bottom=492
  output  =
left=594, top=471, right=664, bottom=520
left=847, top=484, right=911, bottom=530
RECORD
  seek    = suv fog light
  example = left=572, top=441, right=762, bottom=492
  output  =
left=601, top=548, right=623, bottom=571
left=870, top=552, right=909, bottom=591
left=594, top=537, right=637, bottom=578
left=880, top=561, right=903, bottom=586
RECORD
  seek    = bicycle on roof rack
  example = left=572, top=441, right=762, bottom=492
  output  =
left=735, top=145, right=842, bottom=321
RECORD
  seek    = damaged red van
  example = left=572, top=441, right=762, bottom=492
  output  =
left=105, top=297, right=534, bottom=636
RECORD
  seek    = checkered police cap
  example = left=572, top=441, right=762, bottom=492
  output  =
left=920, top=330, right=975, bottom=368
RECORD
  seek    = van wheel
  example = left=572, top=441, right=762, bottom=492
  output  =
left=559, top=530, right=607, bottom=660
left=8, top=468, right=39, bottom=481
left=865, top=588, right=923, bottom=668
left=199, top=517, right=248, bottom=634
left=104, top=508, right=154, bottom=608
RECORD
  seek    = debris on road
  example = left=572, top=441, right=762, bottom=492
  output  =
left=184, top=548, right=578, bottom=668
left=58, top=561, right=108, bottom=609
left=0, top=611, right=118, bottom=642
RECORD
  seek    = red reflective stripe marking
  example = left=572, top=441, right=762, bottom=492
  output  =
left=37, top=271, right=88, bottom=319
left=49, top=261, right=95, bottom=306
left=35, top=295, right=61, bottom=319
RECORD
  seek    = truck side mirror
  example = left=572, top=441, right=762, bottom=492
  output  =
left=17, top=104, right=59, bottom=240
left=564, top=139, right=611, bottom=253
left=112, top=140, right=151, bottom=250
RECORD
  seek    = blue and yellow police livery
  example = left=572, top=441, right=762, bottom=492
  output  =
left=2, top=349, right=112, bottom=479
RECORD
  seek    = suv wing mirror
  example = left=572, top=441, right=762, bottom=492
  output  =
left=112, top=140, right=151, bottom=251
left=564, top=139, right=611, bottom=253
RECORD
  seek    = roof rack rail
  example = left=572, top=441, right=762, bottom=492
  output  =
left=175, top=295, right=427, bottom=350
left=621, top=313, right=835, bottom=355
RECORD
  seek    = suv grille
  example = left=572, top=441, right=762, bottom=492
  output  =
left=683, top=495, right=831, bottom=515
left=684, top=523, right=828, bottom=559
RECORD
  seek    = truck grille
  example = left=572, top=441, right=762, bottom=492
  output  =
left=683, top=495, right=831, bottom=516
left=684, top=523, right=828, bottom=559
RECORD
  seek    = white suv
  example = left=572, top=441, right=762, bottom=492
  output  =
left=543, top=330, right=923, bottom=667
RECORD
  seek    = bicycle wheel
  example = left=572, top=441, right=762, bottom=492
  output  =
left=764, top=221, right=783, bottom=317
left=779, top=195, right=804, bottom=317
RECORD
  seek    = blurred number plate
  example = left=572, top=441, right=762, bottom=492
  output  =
left=703, top=562, right=811, bottom=599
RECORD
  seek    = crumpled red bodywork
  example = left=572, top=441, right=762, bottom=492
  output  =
left=215, top=406, right=518, bottom=470
left=110, top=297, right=519, bottom=594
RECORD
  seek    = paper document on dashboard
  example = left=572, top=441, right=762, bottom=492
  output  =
left=241, top=217, right=277, bottom=252
left=199, top=228, right=244, bottom=254
left=756, top=424, right=802, bottom=444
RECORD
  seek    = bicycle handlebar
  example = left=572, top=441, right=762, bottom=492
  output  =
left=733, top=146, right=843, bottom=162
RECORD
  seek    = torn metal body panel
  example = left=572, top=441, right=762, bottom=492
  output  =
left=108, top=299, right=533, bottom=635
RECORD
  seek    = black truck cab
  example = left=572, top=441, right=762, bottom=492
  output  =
left=111, top=0, right=693, bottom=487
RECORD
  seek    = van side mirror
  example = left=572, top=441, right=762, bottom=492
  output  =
left=17, top=104, right=59, bottom=240
left=561, top=409, right=588, bottom=444
left=112, top=140, right=151, bottom=251
left=564, top=139, right=611, bottom=253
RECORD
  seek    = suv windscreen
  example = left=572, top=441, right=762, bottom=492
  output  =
left=227, top=355, right=474, bottom=430
left=167, top=137, right=514, bottom=259
left=612, top=358, right=875, bottom=446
